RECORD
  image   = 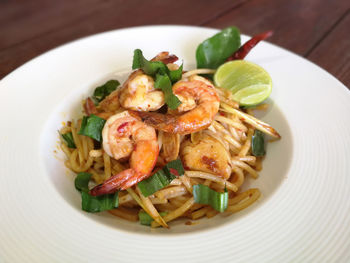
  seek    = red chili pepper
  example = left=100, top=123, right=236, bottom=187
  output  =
left=227, top=30, right=273, bottom=61
left=169, top=168, right=179, bottom=177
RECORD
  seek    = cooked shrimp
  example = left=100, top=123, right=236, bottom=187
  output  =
left=99, top=89, right=120, bottom=112
left=90, top=111, right=159, bottom=195
left=84, top=97, right=98, bottom=115
left=181, top=133, right=232, bottom=179
left=119, top=70, right=165, bottom=111
left=136, top=75, right=220, bottom=135
left=119, top=52, right=179, bottom=112
left=160, top=132, right=180, bottom=162
left=151, top=51, right=178, bottom=64
left=83, top=97, right=116, bottom=120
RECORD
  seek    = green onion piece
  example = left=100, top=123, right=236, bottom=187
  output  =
left=193, top=184, right=228, bottom=212
left=74, top=172, right=92, bottom=192
left=138, top=211, right=167, bottom=226
left=74, top=172, right=119, bottom=212
left=252, top=129, right=266, bottom=156
left=93, top=80, right=120, bottom=103
left=61, top=132, right=76, bottom=148
left=78, top=114, right=106, bottom=142
left=81, top=191, right=119, bottom=213
left=155, top=74, right=181, bottom=110
left=138, top=159, right=184, bottom=197
left=165, top=158, right=185, bottom=177
left=138, top=169, right=175, bottom=197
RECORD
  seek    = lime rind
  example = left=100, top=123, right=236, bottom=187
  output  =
left=214, top=60, right=272, bottom=106
left=233, top=84, right=272, bottom=106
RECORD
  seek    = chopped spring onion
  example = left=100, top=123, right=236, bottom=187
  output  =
left=193, top=184, right=228, bottom=212
left=93, top=80, right=120, bottom=103
left=81, top=191, right=119, bottom=213
left=74, top=172, right=119, bottom=213
left=138, top=169, right=175, bottom=198
left=252, top=129, right=266, bottom=156
left=138, top=211, right=167, bottom=226
left=138, top=159, right=184, bottom=197
left=165, top=158, right=185, bottom=177
left=61, top=132, right=76, bottom=148
left=78, top=114, right=106, bottom=142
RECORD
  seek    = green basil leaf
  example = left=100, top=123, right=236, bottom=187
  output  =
left=168, top=64, right=183, bottom=83
left=132, top=49, right=168, bottom=76
left=138, top=211, right=167, bottom=226
left=196, top=26, right=241, bottom=69
left=193, top=184, right=228, bottom=212
left=81, top=191, right=119, bottom=213
left=93, top=80, right=120, bottom=102
left=155, top=74, right=181, bottom=110
left=252, top=130, right=266, bottom=156
left=78, top=114, right=106, bottom=142
left=75, top=172, right=92, bottom=192
left=138, top=159, right=184, bottom=197
left=61, top=132, right=76, bottom=148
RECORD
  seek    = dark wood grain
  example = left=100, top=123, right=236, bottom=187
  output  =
left=203, top=0, right=349, bottom=56
left=0, top=0, right=245, bottom=78
left=307, top=11, right=350, bottom=87
left=0, top=0, right=105, bottom=50
left=0, top=0, right=349, bottom=88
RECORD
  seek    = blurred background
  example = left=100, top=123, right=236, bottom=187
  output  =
left=0, top=0, right=349, bottom=87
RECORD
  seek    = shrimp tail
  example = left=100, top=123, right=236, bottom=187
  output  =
left=134, top=111, right=212, bottom=135
left=133, top=111, right=179, bottom=134
left=119, top=173, right=150, bottom=190
left=90, top=169, right=135, bottom=196
left=90, top=168, right=153, bottom=196
left=151, top=51, right=178, bottom=64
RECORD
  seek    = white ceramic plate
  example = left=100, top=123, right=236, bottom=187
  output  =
left=0, top=26, right=349, bottom=262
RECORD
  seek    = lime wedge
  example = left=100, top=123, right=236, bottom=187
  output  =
left=214, top=60, right=272, bottom=106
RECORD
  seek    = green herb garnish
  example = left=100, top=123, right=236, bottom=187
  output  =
left=138, top=159, right=184, bottom=197
left=252, top=129, right=266, bottom=156
left=193, top=184, right=228, bottom=212
left=75, top=172, right=92, bottom=192
left=168, top=64, right=183, bottom=83
left=154, top=74, right=181, bottom=110
left=138, top=211, right=167, bottom=226
left=81, top=191, right=119, bottom=213
left=132, top=49, right=168, bottom=76
left=196, top=26, right=241, bottom=69
left=74, top=172, right=119, bottom=213
left=61, top=132, right=76, bottom=148
left=165, top=158, right=185, bottom=177
left=93, top=80, right=120, bottom=103
left=132, top=49, right=183, bottom=109
left=78, top=114, right=106, bottom=142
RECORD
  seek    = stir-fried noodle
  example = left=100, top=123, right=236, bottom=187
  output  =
left=59, top=73, right=279, bottom=228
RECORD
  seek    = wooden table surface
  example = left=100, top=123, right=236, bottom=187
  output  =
left=1, top=0, right=349, bottom=88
